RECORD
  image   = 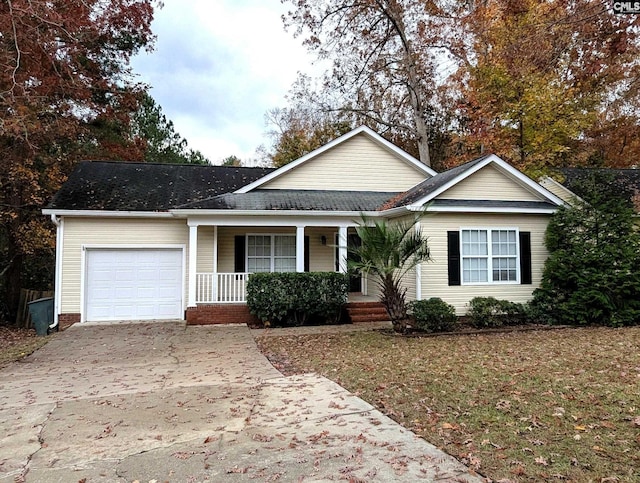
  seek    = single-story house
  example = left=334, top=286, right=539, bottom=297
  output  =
left=43, top=126, right=566, bottom=325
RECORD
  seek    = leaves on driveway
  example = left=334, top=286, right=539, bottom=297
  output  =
left=257, top=327, right=640, bottom=482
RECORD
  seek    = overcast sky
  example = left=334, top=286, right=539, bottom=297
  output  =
left=131, top=0, right=314, bottom=165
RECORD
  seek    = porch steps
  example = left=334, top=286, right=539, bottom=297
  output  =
left=345, top=301, right=389, bottom=323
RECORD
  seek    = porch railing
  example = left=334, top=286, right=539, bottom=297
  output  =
left=195, top=272, right=250, bottom=303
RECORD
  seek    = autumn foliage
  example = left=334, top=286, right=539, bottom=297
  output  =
left=0, top=0, right=156, bottom=318
left=452, top=0, right=640, bottom=173
left=280, top=1, right=640, bottom=174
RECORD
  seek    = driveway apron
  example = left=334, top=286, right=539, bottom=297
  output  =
left=0, top=322, right=483, bottom=482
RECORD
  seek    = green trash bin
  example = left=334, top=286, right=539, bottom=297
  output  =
left=28, top=297, right=54, bottom=336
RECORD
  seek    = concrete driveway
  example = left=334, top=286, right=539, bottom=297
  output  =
left=0, top=322, right=482, bottom=482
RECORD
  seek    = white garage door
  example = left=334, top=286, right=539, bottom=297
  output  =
left=85, top=249, right=183, bottom=321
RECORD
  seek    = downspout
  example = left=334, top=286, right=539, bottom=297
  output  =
left=50, top=214, right=62, bottom=330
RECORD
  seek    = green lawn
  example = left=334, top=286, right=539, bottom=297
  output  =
left=256, top=327, right=640, bottom=482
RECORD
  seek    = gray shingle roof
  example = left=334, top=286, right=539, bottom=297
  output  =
left=381, top=155, right=490, bottom=209
left=178, top=190, right=399, bottom=212
left=559, top=167, right=640, bottom=211
left=47, top=161, right=276, bottom=211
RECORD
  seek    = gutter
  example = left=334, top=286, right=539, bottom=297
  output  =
left=50, top=214, right=62, bottom=331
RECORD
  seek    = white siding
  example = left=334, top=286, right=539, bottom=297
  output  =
left=197, top=227, right=214, bottom=272
left=438, top=165, right=545, bottom=201
left=539, top=177, right=579, bottom=205
left=61, top=218, right=188, bottom=314
left=418, top=213, right=550, bottom=314
left=306, top=227, right=336, bottom=272
left=262, top=133, right=428, bottom=192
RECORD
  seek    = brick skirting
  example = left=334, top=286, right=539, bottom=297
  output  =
left=186, top=304, right=261, bottom=326
left=58, top=313, right=81, bottom=330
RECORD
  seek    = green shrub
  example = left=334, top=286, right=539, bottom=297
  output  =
left=468, top=297, right=525, bottom=328
left=246, top=272, right=349, bottom=327
left=529, top=175, right=640, bottom=327
left=409, top=298, right=457, bottom=333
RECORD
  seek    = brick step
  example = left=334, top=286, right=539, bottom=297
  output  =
left=345, top=302, right=389, bottom=323
left=345, top=302, right=384, bottom=309
left=349, top=313, right=390, bottom=323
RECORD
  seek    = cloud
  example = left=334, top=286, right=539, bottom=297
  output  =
left=131, top=0, right=313, bottom=164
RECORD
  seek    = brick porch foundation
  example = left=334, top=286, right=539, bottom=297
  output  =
left=58, top=313, right=81, bottom=330
left=186, top=304, right=261, bottom=326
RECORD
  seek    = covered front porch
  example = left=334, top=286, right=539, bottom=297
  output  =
left=185, top=215, right=370, bottom=307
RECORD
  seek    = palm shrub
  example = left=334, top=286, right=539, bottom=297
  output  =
left=348, top=215, right=431, bottom=333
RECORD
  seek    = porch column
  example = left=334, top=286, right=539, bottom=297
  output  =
left=296, top=225, right=305, bottom=272
left=415, top=221, right=422, bottom=300
left=188, top=224, right=198, bottom=307
left=338, top=226, right=348, bottom=273
left=212, top=226, right=218, bottom=302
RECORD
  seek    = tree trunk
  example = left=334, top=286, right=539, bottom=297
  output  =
left=381, top=2, right=431, bottom=167
left=381, top=275, right=408, bottom=333
left=413, top=104, right=431, bottom=168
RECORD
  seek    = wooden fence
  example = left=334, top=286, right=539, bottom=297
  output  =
left=15, top=289, right=54, bottom=328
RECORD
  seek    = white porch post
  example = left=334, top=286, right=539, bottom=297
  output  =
left=415, top=221, right=422, bottom=301
left=296, top=225, right=305, bottom=272
left=212, top=225, right=218, bottom=302
left=338, top=226, right=348, bottom=273
left=188, top=224, right=198, bottom=307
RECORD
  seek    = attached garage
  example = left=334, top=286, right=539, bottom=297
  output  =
left=84, top=248, right=184, bottom=322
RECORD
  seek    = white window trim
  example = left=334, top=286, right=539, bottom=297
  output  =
left=460, top=227, right=520, bottom=285
left=246, top=233, right=297, bottom=273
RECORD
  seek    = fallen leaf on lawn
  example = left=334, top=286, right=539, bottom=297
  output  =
left=495, top=400, right=511, bottom=411
left=441, top=422, right=457, bottom=430
left=633, top=416, right=640, bottom=427
left=535, top=456, right=548, bottom=466
left=574, top=425, right=587, bottom=431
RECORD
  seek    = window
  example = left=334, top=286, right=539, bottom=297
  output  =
left=247, top=235, right=296, bottom=273
left=461, top=229, right=518, bottom=284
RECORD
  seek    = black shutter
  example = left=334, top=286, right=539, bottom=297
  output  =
left=234, top=235, right=245, bottom=272
left=304, top=236, right=310, bottom=272
left=519, top=231, right=532, bottom=284
left=447, top=231, right=461, bottom=286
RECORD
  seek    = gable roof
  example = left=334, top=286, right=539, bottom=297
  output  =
left=44, top=147, right=566, bottom=216
left=46, top=161, right=275, bottom=211
left=235, top=125, right=437, bottom=193
left=382, top=154, right=565, bottom=210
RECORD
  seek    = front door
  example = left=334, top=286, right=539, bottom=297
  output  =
left=347, top=234, right=362, bottom=292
